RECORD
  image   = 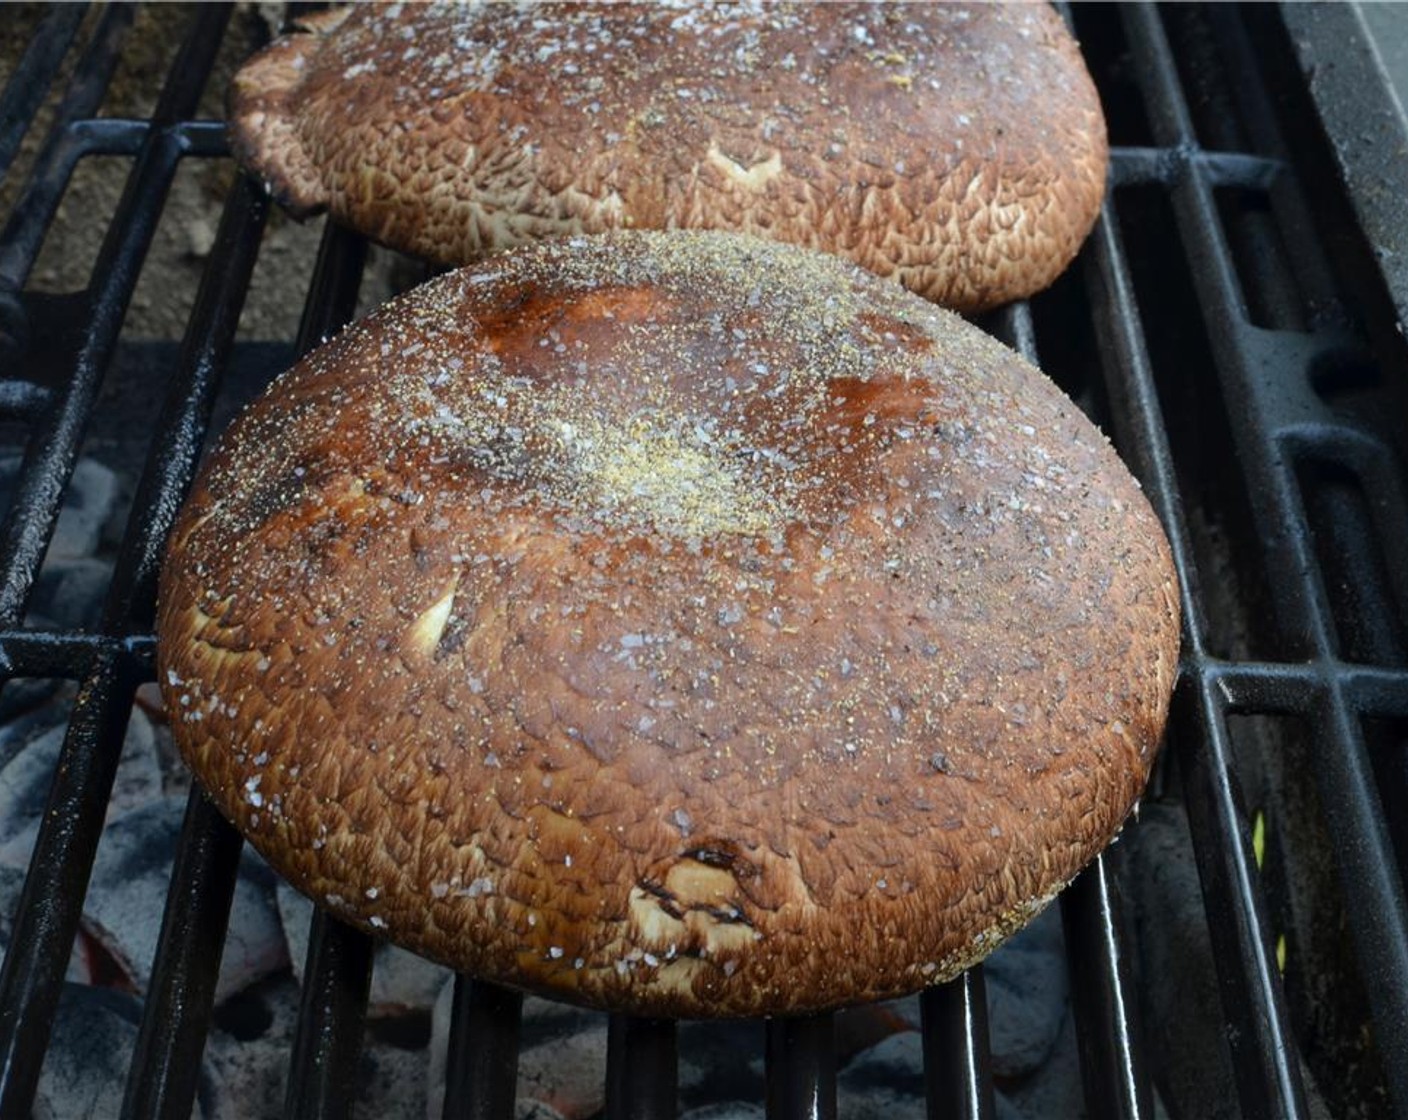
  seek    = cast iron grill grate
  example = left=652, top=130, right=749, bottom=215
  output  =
left=0, top=4, right=1405, bottom=1118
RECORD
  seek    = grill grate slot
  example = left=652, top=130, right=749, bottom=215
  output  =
left=1, top=4, right=1407, bottom=1118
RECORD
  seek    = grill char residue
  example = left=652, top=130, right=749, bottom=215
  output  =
left=1, top=4, right=1407, bottom=1119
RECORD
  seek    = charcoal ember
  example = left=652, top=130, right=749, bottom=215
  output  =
left=28, top=556, right=113, bottom=630
left=202, top=977, right=302, bottom=1120
left=0, top=706, right=164, bottom=868
left=277, top=881, right=451, bottom=1016
left=1, top=453, right=123, bottom=630
left=0, top=688, right=73, bottom=774
left=836, top=1032, right=925, bottom=1120
left=110, top=705, right=164, bottom=814
left=995, top=1007, right=1088, bottom=1120
left=80, top=797, right=287, bottom=1002
left=130, top=685, right=195, bottom=799
left=34, top=982, right=208, bottom=1120
left=0, top=454, right=119, bottom=562
left=0, top=721, right=71, bottom=866
left=516, top=1021, right=609, bottom=1119
left=208, top=973, right=435, bottom=1120
left=49, top=457, right=119, bottom=559
left=357, top=1023, right=431, bottom=1119
left=676, top=1020, right=765, bottom=1111
left=685, top=1000, right=902, bottom=1111
left=0, top=670, right=67, bottom=725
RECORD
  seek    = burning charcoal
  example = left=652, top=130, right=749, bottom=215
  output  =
left=34, top=982, right=209, bottom=1120
left=277, top=881, right=450, bottom=1017
left=109, top=705, right=164, bottom=816
left=516, top=1022, right=609, bottom=1120
left=877, top=912, right=1070, bottom=1081
left=81, top=797, right=287, bottom=1003
left=0, top=672, right=67, bottom=726
left=836, top=1032, right=925, bottom=1120
left=28, top=556, right=113, bottom=630
left=0, top=706, right=163, bottom=868
left=0, top=722, right=69, bottom=866
left=984, top=907, right=1070, bottom=1078
left=0, top=689, right=71, bottom=775
left=995, top=1009, right=1088, bottom=1120
left=50, top=457, right=119, bottom=559
left=676, top=1021, right=765, bottom=1111
left=210, top=972, right=435, bottom=1120
left=0, top=455, right=118, bottom=562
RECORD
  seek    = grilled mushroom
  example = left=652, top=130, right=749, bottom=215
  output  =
left=229, top=3, right=1108, bottom=313
left=157, top=232, right=1178, bottom=1017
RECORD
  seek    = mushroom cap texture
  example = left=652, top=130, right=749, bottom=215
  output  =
left=228, top=2, right=1108, bottom=314
left=157, top=231, right=1178, bottom=1018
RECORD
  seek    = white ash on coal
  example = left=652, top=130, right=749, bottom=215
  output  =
left=82, top=797, right=287, bottom=1004
left=0, top=454, right=121, bottom=631
left=0, top=696, right=161, bottom=868
left=34, top=983, right=211, bottom=1120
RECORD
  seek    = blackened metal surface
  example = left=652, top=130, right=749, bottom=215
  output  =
left=0, top=4, right=86, bottom=182
left=119, top=791, right=245, bottom=1120
left=920, top=972, right=995, bottom=1120
left=442, top=980, right=524, bottom=1120
left=606, top=1016, right=679, bottom=1120
left=1282, top=4, right=1408, bottom=337
left=1061, top=862, right=1153, bottom=1120
left=284, top=906, right=375, bottom=1120
left=765, top=1015, right=836, bottom=1120
left=0, top=4, right=1406, bottom=1119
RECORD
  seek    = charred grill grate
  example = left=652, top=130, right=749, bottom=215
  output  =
left=1, top=4, right=1406, bottom=1118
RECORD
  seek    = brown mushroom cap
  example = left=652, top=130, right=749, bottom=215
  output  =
left=228, top=2, right=1108, bottom=314
left=157, top=231, right=1178, bottom=1018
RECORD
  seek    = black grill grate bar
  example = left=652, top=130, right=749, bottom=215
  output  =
left=0, top=4, right=133, bottom=293
left=0, top=3, right=86, bottom=183
left=1122, top=7, right=1408, bottom=1104
left=1109, top=147, right=1284, bottom=192
left=1082, top=169, right=1310, bottom=1115
left=1213, top=661, right=1408, bottom=717
left=606, top=1015, right=678, bottom=1120
left=1061, top=861, right=1153, bottom=1120
left=0, top=4, right=230, bottom=627
left=0, top=629, right=149, bottom=681
left=0, top=648, right=143, bottom=1116
left=1203, top=6, right=1345, bottom=323
left=920, top=971, right=995, bottom=1120
left=1177, top=678, right=1311, bottom=1119
left=119, top=790, right=244, bottom=1120
left=441, top=980, right=524, bottom=1120
left=285, top=906, right=375, bottom=1120
left=765, top=1014, right=837, bottom=1120
left=98, top=170, right=270, bottom=634
left=67, top=118, right=231, bottom=160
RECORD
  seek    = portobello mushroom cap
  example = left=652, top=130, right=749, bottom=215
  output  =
left=228, top=2, right=1108, bottom=313
left=157, top=231, right=1178, bottom=1017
